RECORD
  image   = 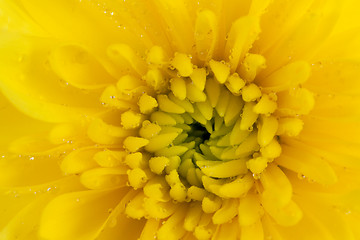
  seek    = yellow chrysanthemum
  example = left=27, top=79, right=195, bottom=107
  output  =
left=1, top=0, right=360, bottom=239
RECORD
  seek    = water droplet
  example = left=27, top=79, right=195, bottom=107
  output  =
left=297, top=173, right=306, bottom=179
left=108, top=217, right=117, bottom=228
left=252, top=173, right=260, bottom=179
left=29, top=156, right=34, bottom=161
left=47, top=186, right=58, bottom=193
left=345, top=210, right=352, bottom=215
left=306, top=178, right=315, bottom=183
left=59, top=79, right=70, bottom=87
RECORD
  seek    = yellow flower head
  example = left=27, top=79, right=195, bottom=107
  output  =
left=1, top=0, right=360, bottom=240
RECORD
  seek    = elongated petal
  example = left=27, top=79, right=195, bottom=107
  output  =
left=39, top=188, right=130, bottom=240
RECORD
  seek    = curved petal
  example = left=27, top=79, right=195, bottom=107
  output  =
left=39, top=187, right=131, bottom=240
left=0, top=34, right=103, bottom=122
left=48, top=44, right=116, bottom=89
left=256, top=0, right=342, bottom=78
left=276, top=144, right=338, bottom=186
left=275, top=195, right=356, bottom=240
left=0, top=176, right=84, bottom=239
left=305, top=60, right=360, bottom=97
left=0, top=93, right=54, bottom=151
left=18, top=0, right=150, bottom=51
left=0, top=153, right=65, bottom=188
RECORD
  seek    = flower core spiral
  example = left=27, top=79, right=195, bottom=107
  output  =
left=81, top=41, right=314, bottom=239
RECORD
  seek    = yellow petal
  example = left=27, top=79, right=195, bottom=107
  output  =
left=257, top=116, right=278, bottom=147
left=225, top=16, right=260, bottom=72
left=195, top=10, right=218, bottom=62
left=0, top=154, right=63, bottom=188
left=61, top=147, right=100, bottom=174
left=238, top=53, right=266, bottom=82
left=209, top=60, right=230, bottom=84
left=170, top=77, right=187, bottom=100
left=262, top=200, right=303, bottom=227
left=186, top=82, right=207, bottom=103
left=259, top=61, right=311, bottom=92
left=240, top=219, right=264, bottom=240
left=88, top=118, right=135, bottom=145
left=143, top=176, right=170, bottom=202
left=143, top=197, right=177, bottom=219
left=258, top=0, right=342, bottom=77
left=277, top=88, right=315, bottom=117
left=0, top=94, right=53, bottom=150
left=123, top=137, right=149, bottom=153
left=260, top=164, right=293, bottom=209
left=157, top=95, right=186, bottom=114
left=138, top=94, right=158, bottom=115
left=238, top=192, right=262, bottom=226
left=153, top=0, right=194, bottom=54
left=0, top=176, right=84, bottom=240
left=241, top=83, right=262, bottom=102
left=212, top=198, right=238, bottom=224
left=94, top=149, right=125, bottom=168
left=145, top=132, right=179, bottom=152
left=0, top=176, right=83, bottom=232
left=183, top=202, right=203, bottom=231
left=139, top=218, right=161, bottom=240
left=96, top=212, right=145, bottom=240
left=171, top=53, right=193, bottom=77
left=196, top=99, right=213, bottom=122
left=196, top=159, right=248, bottom=178
left=39, top=188, right=129, bottom=240
left=20, top=0, right=149, bottom=75
left=0, top=68, right=100, bottom=123
left=190, top=68, right=207, bottom=91
left=49, top=45, right=115, bottom=89
left=107, top=44, right=147, bottom=76
left=157, top=206, right=187, bottom=240
left=212, top=219, right=239, bottom=240
left=224, top=95, right=244, bottom=126
left=8, top=135, right=60, bottom=155
left=277, top=144, right=338, bottom=186
left=80, top=167, right=128, bottom=190
left=253, top=94, right=277, bottom=115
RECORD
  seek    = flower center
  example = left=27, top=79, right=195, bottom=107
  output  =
left=82, top=41, right=313, bottom=236
left=99, top=46, right=283, bottom=207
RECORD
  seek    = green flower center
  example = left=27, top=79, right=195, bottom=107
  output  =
left=90, top=44, right=311, bottom=232
left=113, top=48, right=284, bottom=207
